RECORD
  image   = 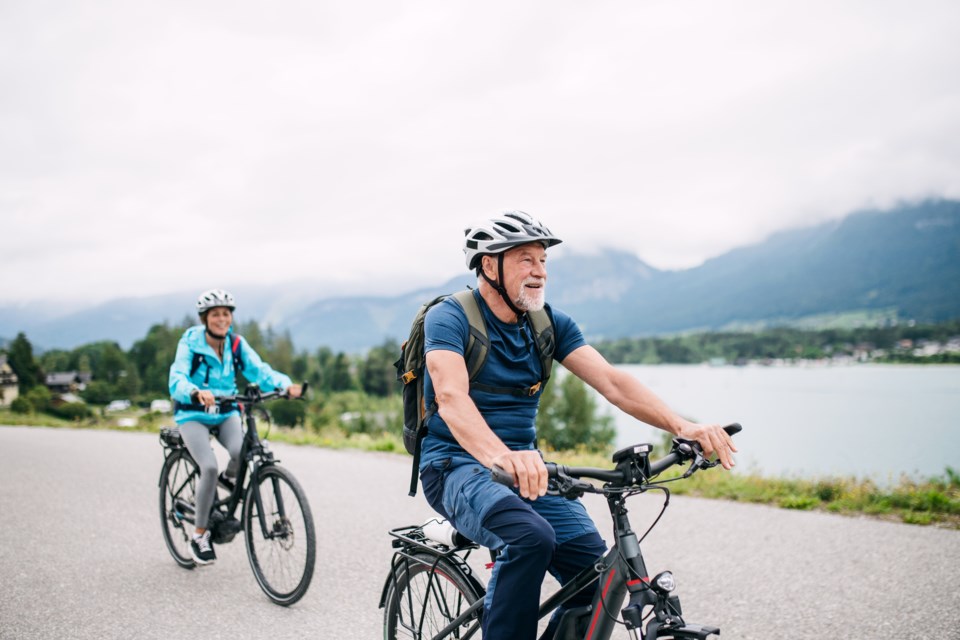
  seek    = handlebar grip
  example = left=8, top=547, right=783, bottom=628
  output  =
left=724, top=422, right=742, bottom=436
left=648, top=451, right=682, bottom=476
left=490, top=463, right=559, bottom=487
left=301, top=381, right=309, bottom=397
left=490, top=465, right=514, bottom=487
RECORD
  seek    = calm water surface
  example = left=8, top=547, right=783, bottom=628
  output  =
left=610, top=364, right=960, bottom=481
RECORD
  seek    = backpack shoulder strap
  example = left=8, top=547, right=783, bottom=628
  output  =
left=450, top=289, right=488, bottom=381
left=229, top=332, right=244, bottom=373
left=526, top=307, right=555, bottom=384
left=189, top=352, right=206, bottom=379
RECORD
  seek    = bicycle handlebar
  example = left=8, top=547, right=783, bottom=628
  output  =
left=213, top=381, right=310, bottom=405
left=492, top=423, right=742, bottom=495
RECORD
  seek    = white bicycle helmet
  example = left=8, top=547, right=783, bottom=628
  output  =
left=463, top=211, right=562, bottom=270
left=196, top=288, right=236, bottom=315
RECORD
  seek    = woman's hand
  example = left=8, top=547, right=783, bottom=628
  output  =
left=285, top=384, right=303, bottom=399
left=193, top=389, right=216, bottom=407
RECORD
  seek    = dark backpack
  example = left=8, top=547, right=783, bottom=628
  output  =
left=189, top=332, right=244, bottom=384
left=395, top=289, right=555, bottom=496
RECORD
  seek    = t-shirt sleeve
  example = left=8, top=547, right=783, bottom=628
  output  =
left=424, top=298, right=470, bottom=356
left=548, top=305, right=587, bottom=362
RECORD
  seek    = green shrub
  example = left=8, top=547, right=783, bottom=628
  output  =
left=48, top=402, right=93, bottom=421
left=25, top=386, right=52, bottom=411
left=266, top=399, right=306, bottom=427
left=10, top=396, right=33, bottom=414
left=778, top=495, right=818, bottom=510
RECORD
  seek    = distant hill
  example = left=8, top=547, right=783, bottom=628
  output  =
left=2, top=199, right=958, bottom=353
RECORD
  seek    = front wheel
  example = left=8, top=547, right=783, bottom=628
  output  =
left=383, top=552, right=483, bottom=639
left=243, top=464, right=316, bottom=605
left=158, top=450, right=199, bottom=569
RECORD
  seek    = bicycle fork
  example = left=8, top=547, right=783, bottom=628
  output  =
left=248, top=464, right=292, bottom=541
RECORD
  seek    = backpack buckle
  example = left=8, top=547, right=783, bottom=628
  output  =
left=527, top=381, right=542, bottom=396
left=402, top=370, right=417, bottom=385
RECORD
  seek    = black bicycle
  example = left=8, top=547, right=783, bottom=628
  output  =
left=158, top=384, right=317, bottom=606
left=380, top=423, right=742, bottom=639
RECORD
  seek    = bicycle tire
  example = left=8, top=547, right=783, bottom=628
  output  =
left=383, top=552, right=483, bottom=640
left=158, top=449, right=199, bottom=569
left=243, top=464, right=316, bottom=605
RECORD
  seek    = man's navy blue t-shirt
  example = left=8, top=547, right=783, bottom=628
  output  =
left=419, top=289, right=586, bottom=468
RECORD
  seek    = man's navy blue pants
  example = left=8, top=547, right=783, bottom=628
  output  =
left=422, top=459, right=607, bottom=640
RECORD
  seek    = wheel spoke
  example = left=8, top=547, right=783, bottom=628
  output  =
left=384, top=555, right=481, bottom=639
left=159, top=451, right=199, bottom=568
left=244, top=466, right=315, bottom=605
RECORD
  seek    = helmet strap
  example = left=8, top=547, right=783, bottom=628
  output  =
left=479, top=254, right=526, bottom=321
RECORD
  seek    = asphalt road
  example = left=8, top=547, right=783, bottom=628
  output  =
left=1, top=425, right=958, bottom=639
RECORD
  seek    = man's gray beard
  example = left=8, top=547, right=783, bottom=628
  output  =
left=516, top=282, right=546, bottom=312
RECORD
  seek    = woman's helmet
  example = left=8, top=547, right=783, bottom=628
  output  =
left=463, top=211, right=562, bottom=270
left=196, top=288, right=236, bottom=315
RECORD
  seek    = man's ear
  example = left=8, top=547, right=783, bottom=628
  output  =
left=480, top=255, right=497, bottom=281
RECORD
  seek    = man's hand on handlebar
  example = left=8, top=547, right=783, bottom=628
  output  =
left=489, top=450, right=549, bottom=500
left=676, top=421, right=738, bottom=470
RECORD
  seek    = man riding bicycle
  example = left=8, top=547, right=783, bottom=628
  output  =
left=418, top=211, right=737, bottom=640
left=168, top=288, right=302, bottom=566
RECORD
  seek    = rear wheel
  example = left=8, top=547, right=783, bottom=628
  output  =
left=383, top=552, right=483, bottom=639
left=159, top=450, right=199, bottom=569
left=243, top=464, right=316, bottom=605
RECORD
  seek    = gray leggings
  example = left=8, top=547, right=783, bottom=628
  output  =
left=179, top=416, right=243, bottom=530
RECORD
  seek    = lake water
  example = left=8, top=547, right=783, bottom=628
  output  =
left=606, top=364, right=960, bottom=482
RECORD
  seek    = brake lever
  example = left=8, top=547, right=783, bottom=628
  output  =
left=682, top=447, right=721, bottom=478
left=548, top=473, right=594, bottom=500
left=680, top=441, right=707, bottom=478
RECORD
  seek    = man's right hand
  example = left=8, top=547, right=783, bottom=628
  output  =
left=489, top=450, right=549, bottom=500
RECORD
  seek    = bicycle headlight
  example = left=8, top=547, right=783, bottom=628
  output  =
left=652, top=571, right=676, bottom=594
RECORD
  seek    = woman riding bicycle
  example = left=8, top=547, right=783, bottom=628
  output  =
left=168, top=288, right=302, bottom=566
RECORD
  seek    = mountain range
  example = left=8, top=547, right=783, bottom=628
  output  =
left=2, top=199, right=958, bottom=354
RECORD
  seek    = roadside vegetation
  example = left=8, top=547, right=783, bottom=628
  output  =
left=2, top=321, right=959, bottom=529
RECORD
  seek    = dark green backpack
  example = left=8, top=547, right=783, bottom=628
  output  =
left=395, top=289, right=556, bottom=496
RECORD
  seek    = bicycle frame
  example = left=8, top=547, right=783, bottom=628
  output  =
left=163, top=396, right=289, bottom=542
left=385, top=496, right=714, bottom=640
left=383, top=424, right=742, bottom=640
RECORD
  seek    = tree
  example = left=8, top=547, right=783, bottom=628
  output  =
left=359, top=339, right=399, bottom=397
left=536, top=374, right=615, bottom=452
left=7, top=333, right=43, bottom=393
left=38, top=349, right=71, bottom=373
left=328, top=352, right=356, bottom=392
left=129, top=322, right=183, bottom=395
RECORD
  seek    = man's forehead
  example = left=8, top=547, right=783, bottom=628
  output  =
left=504, top=242, right=547, bottom=258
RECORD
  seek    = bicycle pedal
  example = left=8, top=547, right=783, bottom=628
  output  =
left=217, top=472, right=236, bottom=491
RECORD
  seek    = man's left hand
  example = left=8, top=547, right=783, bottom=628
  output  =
left=678, top=422, right=738, bottom=469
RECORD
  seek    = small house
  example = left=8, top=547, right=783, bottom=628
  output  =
left=44, top=371, right=92, bottom=395
left=0, top=355, right=18, bottom=406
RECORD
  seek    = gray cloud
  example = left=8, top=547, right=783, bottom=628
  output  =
left=2, top=0, right=959, bottom=303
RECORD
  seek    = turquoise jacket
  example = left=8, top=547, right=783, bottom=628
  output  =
left=168, top=325, right=293, bottom=425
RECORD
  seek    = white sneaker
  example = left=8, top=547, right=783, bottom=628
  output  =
left=190, top=531, right=216, bottom=565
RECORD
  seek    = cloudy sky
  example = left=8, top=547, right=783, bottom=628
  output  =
left=2, top=0, right=959, bottom=306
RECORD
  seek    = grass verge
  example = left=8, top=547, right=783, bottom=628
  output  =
left=3, top=412, right=957, bottom=529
